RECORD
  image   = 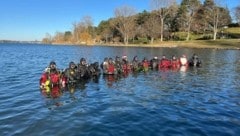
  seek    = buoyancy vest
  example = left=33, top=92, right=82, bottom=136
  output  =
left=122, top=63, right=131, bottom=73
left=102, top=62, right=108, bottom=73
left=78, top=64, right=90, bottom=78
left=159, top=59, right=171, bottom=68
left=189, top=58, right=201, bottom=67
left=40, top=73, right=48, bottom=85
left=171, top=59, right=180, bottom=68
left=180, top=57, right=188, bottom=66
left=40, top=71, right=59, bottom=83
left=49, top=72, right=60, bottom=84
left=150, top=59, right=158, bottom=69
left=132, top=61, right=138, bottom=70
left=63, top=68, right=76, bottom=83
left=70, top=69, right=75, bottom=75
left=142, top=61, right=149, bottom=68
left=51, top=86, right=61, bottom=98
left=108, top=63, right=115, bottom=74
left=40, top=72, right=60, bottom=91
left=142, top=61, right=149, bottom=71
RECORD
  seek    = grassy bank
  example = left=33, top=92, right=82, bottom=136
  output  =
left=160, top=39, right=240, bottom=49
left=50, top=39, right=240, bottom=50
left=99, top=39, right=240, bottom=50
left=98, top=27, right=240, bottom=49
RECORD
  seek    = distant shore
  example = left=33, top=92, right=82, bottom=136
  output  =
left=48, top=39, right=240, bottom=50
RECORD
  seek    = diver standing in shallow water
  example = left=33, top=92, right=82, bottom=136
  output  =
left=141, top=57, right=149, bottom=72
left=189, top=54, right=201, bottom=67
left=171, top=55, right=180, bottom=69
left=101, top=57, right=109, bottom=74
left=107, top=57, right=116, bottom=74
left=63, top=61, right=77, bottom=85
left=121, top=55, right=131, bottom=74
left=114, top=56, right=123, bottom=74
left=180, top=54, right=188, bottom=66
left=131, top=56, right=140, bottom=72
left=159, top=55, right=171, bottom=69
left=150, top=56, right=159, bottom=70
left=77, top=58, right=90, bottom=80
left=40, top=61, right=61, bottom=90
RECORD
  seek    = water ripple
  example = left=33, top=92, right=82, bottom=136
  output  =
left=1, top=44, right=240, bottom=135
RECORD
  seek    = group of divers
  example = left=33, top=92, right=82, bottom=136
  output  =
left=39, top=54, right=201, bottom=97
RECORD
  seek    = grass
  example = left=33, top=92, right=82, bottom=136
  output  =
left=135, top=27, right=240, bottom=49
left=225, top=27, right=240, bottom=33
left=174, top=39, right=240, bottom=49
left=224, top=27, right=240, bottom=39
left=115, top=39, right=240, bottom=50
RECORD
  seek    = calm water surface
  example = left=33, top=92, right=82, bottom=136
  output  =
left=0, top=43, right=240, bottom=136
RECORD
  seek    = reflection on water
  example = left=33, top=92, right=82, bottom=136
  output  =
left=0, top=43, right=240, bottom=136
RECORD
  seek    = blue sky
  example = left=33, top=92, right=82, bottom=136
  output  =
left=0, top=0, right=238, bottom=41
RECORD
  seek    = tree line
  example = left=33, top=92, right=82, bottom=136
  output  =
left=42, top=0, right=240, bottom=45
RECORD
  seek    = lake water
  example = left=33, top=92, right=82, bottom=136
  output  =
left=0, top=43, right=240, bottom=136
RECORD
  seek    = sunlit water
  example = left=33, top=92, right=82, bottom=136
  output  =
left=0, top=43, right=240, bottom=136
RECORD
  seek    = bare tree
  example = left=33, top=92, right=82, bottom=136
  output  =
left=42, top=33, right=52, bottom=44
left=186, top=0, right=201, bottom=41
left=150, top=0, right=176, bottom=42
left=204, top=0, right=230, bottom=40
left=72, top=16, right=94, bottom=44
left=53, top=31, right=64, bottom=43
left=144, top=13, right=161, bottom=44
left=235, top=5, right=240, bottom=24
left=212, top=1, right=220, bottom=40
left=82, top=16, right=93, bottom=27
left=113, top=5, right=136, bottom=45
left=72, top=22, right=79, bottom=43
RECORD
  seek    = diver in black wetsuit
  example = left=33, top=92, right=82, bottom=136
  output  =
left=189, top=54, right=201, bottom=67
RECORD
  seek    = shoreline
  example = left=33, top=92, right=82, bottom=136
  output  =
left=49, top=39, right=240, bottom=50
